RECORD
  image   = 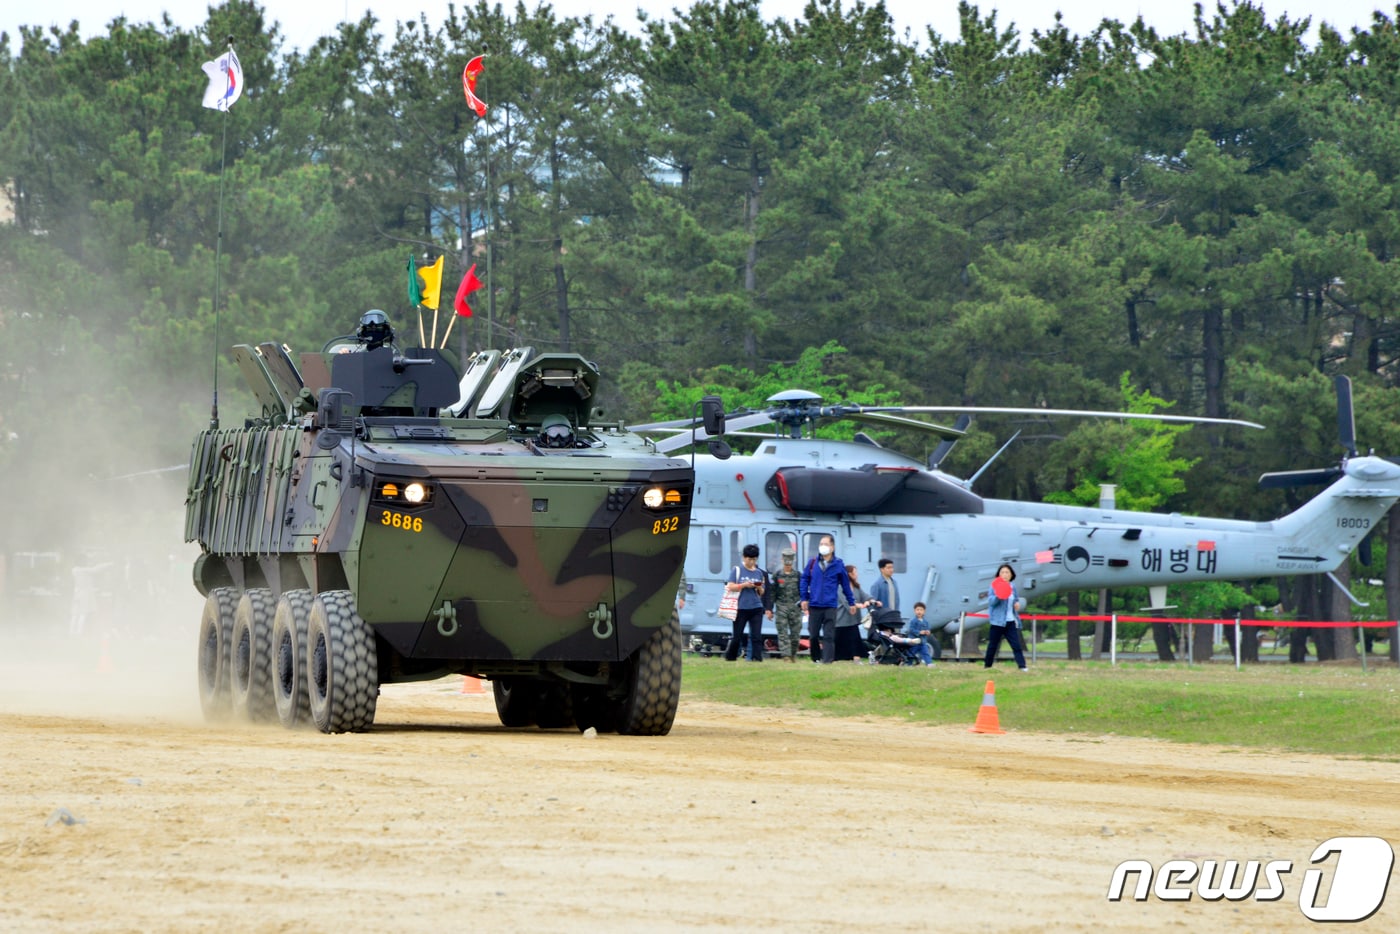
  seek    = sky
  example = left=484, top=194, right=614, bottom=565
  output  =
left=2, top=0, right=1394, bottom=52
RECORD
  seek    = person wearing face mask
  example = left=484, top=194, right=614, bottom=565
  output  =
left=799, top=534, right=856, bottom=664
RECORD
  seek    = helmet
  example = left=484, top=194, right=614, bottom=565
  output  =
left=357, top=309, right=394, bottom=348
left=539, top=413, right=575, bottom=449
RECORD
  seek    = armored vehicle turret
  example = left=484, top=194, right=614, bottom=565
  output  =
left=185, top=337, right=722, bottom=734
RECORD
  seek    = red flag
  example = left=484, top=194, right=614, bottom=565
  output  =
left=463, top=55, right=487, bottom=117
left=454, top=263, right=483, bottom=317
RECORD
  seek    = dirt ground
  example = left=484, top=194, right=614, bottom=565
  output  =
left=1, top=625, right=1398, bottom=933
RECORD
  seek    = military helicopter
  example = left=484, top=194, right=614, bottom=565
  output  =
left=633, top=378, right=1399, bottom=652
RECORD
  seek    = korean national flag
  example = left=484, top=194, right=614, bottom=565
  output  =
left=201, top=49, right=243, bottom=112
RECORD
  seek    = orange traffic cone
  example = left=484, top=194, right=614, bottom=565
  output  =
left=969, top=680, right=1005, bottom=734
left=96, top=637, right=114, bottom=674
left=460, top=675, right=485, bottom=695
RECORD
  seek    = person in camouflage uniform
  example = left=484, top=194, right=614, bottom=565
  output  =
left=769, top=548, right=803, bottom=662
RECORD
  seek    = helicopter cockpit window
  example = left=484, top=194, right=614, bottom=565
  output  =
left=880, top=533, right=908, bottom=573
left=765, top=532, right=796, bottom=572
left=707, top=530, right=724, bottom=575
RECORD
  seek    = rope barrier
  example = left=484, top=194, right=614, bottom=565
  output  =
left=965, top=613, right=1396, bottom=629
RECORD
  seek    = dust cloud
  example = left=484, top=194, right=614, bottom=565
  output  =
left=0, top=322, right=209, bottom=723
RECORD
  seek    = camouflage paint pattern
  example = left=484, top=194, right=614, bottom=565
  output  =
left=186, top=351, right=694, bottom=678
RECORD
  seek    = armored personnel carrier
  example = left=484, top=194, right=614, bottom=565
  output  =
left=185, top=326, right=724, bottom=734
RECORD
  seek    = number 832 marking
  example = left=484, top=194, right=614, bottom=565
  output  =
left=652, top=516, right=681, bottom=535
left=381, top=510, right=423, bottom=533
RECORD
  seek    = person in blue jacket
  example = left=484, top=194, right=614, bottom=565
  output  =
left=800, top=534, right=857, bottom=664
left=984, top=563, right=1028, bottom=671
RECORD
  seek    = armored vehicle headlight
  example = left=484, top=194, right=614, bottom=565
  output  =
left=642, top=487, right=665, bottom=508
left=375, top=479, right=432, bottom=505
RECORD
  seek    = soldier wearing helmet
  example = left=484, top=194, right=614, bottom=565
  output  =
left=356, top=310, right=395, bottom=351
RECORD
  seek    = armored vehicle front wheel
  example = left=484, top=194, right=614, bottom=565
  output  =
left=492, top=678, right=538, bottom=728
left=306, top=590, right=379, bottom=733
left=616, top=618, right=683, bottom=735
left=230, top=589, right=276, bottom=722
left=573, top=619, right=683, bottom=736
left=197, top=587, right=239, bottom=722
left=272, top=590, right=313, bottom=728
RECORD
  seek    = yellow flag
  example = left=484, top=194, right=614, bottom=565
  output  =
left=418, top=255, right=444, bottom=310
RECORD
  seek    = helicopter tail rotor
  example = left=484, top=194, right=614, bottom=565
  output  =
left=1258, top=375, right=1361, bottom=490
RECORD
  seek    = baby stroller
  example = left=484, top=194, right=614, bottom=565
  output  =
left=867, top=609, right=925, bottom=666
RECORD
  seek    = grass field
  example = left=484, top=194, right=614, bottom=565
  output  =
left=679, top=655, right=1400, bottom=758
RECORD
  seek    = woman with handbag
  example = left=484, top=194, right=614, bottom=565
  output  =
left=723, top=544, right=768, bottom=661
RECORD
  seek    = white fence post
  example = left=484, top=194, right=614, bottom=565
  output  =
left=1234, top=615, right=1241, bottom=671
left=1110, top=613, right=1117, bottom=667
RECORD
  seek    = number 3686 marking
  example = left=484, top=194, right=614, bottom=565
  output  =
left=381, top=510, right=423, bottom=533
left=652, top=516, right=681, bottom=535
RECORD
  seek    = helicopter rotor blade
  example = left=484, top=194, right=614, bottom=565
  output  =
left=649, top=411, right=777, bottom=453
left=1335, top=374, right=1358, bottom=458
left=929, top=414, right=972, bottom=470
left=892, top=406, right=1265, bottom=430
left=1258, top=467, right=1344, bottom=489
left=839, top=411, right=965, bottom=439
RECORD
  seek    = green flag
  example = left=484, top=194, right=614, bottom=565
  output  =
left=406, top=253, right=424, bottom=307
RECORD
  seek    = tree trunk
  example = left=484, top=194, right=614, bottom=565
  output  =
left=1091, top=589, right=1109, bottom=660
left=742, top=163, right=761, bottom=360
left=1065, top=590, right=1081, bottom=660
left=1152, top=622, right=1176, bottom=661
left=1191, top=622, right=1214, bottom=662
left=1203, top=306, right=1224, bottom=421
left=1331, top=562, right=1358, bottom=661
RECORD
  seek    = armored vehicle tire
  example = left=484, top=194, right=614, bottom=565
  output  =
left=271, top=590, right=313, bottom=728
left=492, top=678, right=538, bottom=728
left=615, top=618, right=683, bottom=735
left=571, top=684, right=619, bottom=734
left=197, top=587, right=239, bottom=722
left=230, top=589, right=277, bottom=723
left=306, top=590, right=379, bottom=733
left=533, top=683, right=575, bottom=729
